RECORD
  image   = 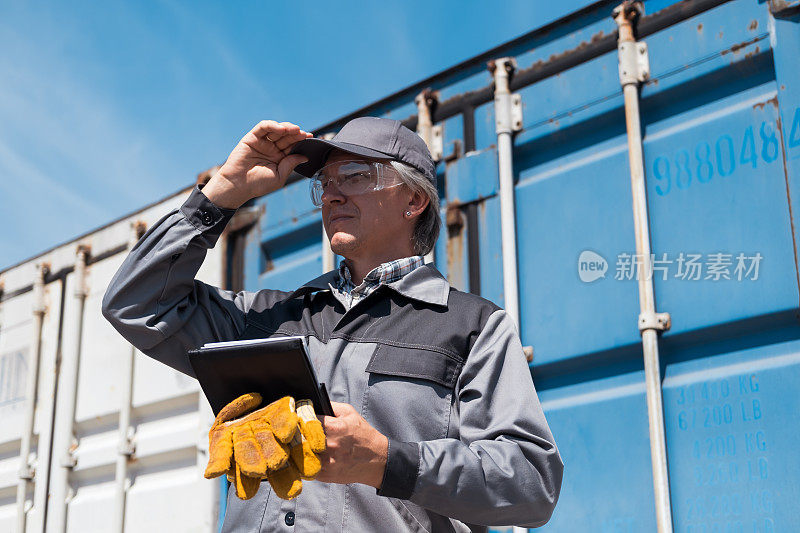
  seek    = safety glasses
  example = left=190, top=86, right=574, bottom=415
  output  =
left=309, top=160, right=404, bottom=207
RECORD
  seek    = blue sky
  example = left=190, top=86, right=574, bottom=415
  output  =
left=1, top=0, right=551, bottom=270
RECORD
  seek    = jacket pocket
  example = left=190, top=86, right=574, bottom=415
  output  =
left=365, top=343, right=462, bottom=389
left=361, top=344, right=462, bottom=442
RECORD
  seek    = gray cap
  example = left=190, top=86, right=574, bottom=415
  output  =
left=290, top=117, right=436, bottom=187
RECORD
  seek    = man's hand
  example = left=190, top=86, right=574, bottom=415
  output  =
left=202, top=120, right=313, bottom=209
left=317, top=402, right=389, bottom=489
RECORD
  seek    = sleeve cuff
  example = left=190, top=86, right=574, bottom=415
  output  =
left=376, top=439, right=419, bottom=500
left=180, top=185, right=237, bottom=236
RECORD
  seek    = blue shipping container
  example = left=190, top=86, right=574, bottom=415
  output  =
left=224, top=0, right=800, bottom=530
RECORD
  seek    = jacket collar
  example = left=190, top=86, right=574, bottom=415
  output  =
left=288, top=263, right=450, bottom=307
left=385, top=263, right=449, bottom=306
left=286, top=270, right=339, bottom=299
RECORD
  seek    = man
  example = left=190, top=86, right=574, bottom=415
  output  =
left=102, top=117, right=563, bottom=532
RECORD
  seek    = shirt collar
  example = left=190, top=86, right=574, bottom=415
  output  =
left=338, top=256, right=425, bottom=289
left=288, top=262, right=450, bottom=306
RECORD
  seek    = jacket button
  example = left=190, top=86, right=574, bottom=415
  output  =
left=284, top=511, right=295, bottom=526
left=199, top=210, right=214, bottom=225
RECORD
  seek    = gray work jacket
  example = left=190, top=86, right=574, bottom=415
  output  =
left=102, top=186, right=564, bottom=532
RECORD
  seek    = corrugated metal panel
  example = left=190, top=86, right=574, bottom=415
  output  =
left=0, top=189, right=222, bottom=532
left=238, top=0, right=800, bottom=531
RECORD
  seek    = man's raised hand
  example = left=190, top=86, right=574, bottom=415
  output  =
left=203, top=120, right=313, bottom=209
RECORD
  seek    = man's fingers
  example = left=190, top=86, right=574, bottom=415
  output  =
left=320, top=401, right=357, bottom=435
left=250, top=120, right=306, bottom=145
left=278, top=121, right=302, bottom=133
left=314, top=451, right=336, bottom=483
left=320, top=414, right=339, bottom=433
left=277, top=155, right=309, bottom=181
left=251, top=119, right=286, bottom=140
left=275, top=129, right=311, bottom=151
left=330, top=401, right=354, bottom=417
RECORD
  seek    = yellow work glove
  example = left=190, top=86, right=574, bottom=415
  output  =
left=204, top=394, right=326, bottom=500
left=289, top=399, right=327, bottom=477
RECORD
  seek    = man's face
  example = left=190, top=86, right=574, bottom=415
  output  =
left=319, top=151, right=413, bottom=260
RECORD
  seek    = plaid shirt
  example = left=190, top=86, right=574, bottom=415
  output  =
left=333, top=255, right=425, bottom=309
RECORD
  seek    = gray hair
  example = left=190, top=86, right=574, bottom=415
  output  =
left=389, top=160, right=441, bottom=256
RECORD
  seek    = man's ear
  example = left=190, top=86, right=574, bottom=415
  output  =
left=407, top=191, right=429, bottom=218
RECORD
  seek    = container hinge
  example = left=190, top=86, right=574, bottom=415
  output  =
left=118, top=441, right=136, bottom=457
left=18, top=464, right=35, bottom=481
left=638, top=311, right=671, bottom=333
left=491, top=57, right=523, bottom=134
left=60, top=453, right=77, bottom=469
left=119, top=428, right=136, bottom=457
left=415, top=89, right=444, bottom=161
left=510, top=94, right=523, bottom=132
left=769, top=0, right=800, bottom=17
left=445, top=203, right=465, bottom=234
left=60, top=438, right=79, bottom=468
left=494, top=92, right=523, bottom=134
left=618, top=41, right=650, bottom=86
left=429, top=124, right=444, bottom=162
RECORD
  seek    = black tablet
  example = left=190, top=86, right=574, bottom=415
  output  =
left=187, top=336, right=334, bottom=417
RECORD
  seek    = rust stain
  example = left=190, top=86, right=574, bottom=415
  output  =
left=748, top=20, right=758, bottom=31
left=263, top=254, right=274, bottom=273
left=697, top=23, right=703, bottom=32
left=446, top=203, right=464, bottom=235
left=134, top=220, right=147, bottom=238
left=774, top=114, right=800, bottom=308
left=721, top=36, right=762, bottom=56
left=752, top=95, right=779, bottom=111
left=445, top=203, right=465, bottom=288
left=744, top=46, right=761, bottom=59
left=535, top=29, right=608, bottom=69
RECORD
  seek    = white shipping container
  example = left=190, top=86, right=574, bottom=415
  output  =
left=0, top=186, right=226, bottom=533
